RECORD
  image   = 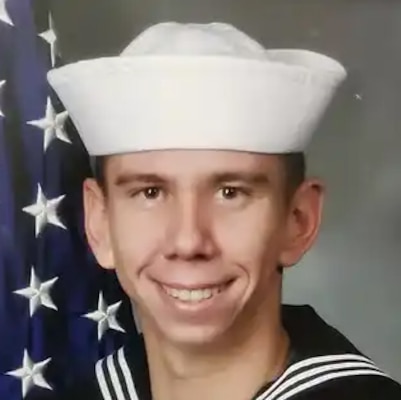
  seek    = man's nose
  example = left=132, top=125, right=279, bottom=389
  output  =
left=163, top=195, right=218, bottom=261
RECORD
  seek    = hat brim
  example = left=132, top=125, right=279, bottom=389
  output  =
left=48, top=52, right=346, bottom=156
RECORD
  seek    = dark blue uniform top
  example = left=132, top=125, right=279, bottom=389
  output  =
left=46, top=305, right=401, bottom=400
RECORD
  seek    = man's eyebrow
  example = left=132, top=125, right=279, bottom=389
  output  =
left=112, top=171, right=270, bottom=186
left=113, top=173, right=167, bottom=186
left=211, top=172, right=270, bottom=185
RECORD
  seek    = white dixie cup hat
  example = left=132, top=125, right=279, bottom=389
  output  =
left=47, top=21, right=347, bottom=156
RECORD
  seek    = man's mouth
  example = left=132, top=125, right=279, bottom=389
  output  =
left=161, top=283, right=229, bottom=303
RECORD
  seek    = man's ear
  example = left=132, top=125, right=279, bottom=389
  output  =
left=83, top=178, right=115, bottom=269
left=279, top=178, right=325, bottom=268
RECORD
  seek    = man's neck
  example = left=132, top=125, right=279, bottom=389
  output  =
left=142, top=303, right=290, bottom=400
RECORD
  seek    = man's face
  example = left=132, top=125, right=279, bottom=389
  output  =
left=84, top=150, right=323, bottom=348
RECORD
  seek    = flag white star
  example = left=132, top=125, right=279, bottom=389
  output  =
left=0, top=0, right=13, bottom=26
left=6, top=350, right=52, bottom=398
left=22, top=184, right=66, bottom=237
left=27, top=97, right=70, bottom=152
left=14, top=267, right=58, bottom=317
left=0, top=80, right=5, bottom=117
left=84, top=292, right=125, bottom=341
left=39, top=14, right=57, bottom=67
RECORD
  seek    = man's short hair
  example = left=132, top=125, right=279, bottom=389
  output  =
left=281, top=152, right=306, bottom=197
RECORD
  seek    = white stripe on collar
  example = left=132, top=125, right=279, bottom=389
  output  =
left=117, top=347, right=140, bottom=400
left=257, top=353, right=390, bottom=400
left=95, top=357, right=113, bottom=400
left=107, top=353, right=126, bottom=400
left=96, top=348, right=141, bottom=400
left=273, top=369, right=390, bottom=400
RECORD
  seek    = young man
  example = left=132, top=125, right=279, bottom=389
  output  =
left=48, top=22, right=401, bottom=400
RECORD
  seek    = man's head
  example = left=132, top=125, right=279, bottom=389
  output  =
left=47, top=22, right=346, bottom=349
left=83, top=149, right=323, bottom=347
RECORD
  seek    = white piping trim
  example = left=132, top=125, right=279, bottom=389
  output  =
left=95, top=358, right=113, bottom=400
left=255, top=353, right=375, bottom=400
left=263, top=361, right=381, bottom=400
left=106, top=354, right=126, bottom=400
left=117, top=348, right=140, bottom=400
left=274, top=369, right=390, bottom=400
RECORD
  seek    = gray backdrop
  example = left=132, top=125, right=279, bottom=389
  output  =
left=51, top=0, right=401, bottom=381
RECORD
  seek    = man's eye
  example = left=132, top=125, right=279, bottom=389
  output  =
left=129, top=186, right=162, bottom=200
left=141, top=187, right=161, bottom=199
left=219, top=186, right=248, bottom=200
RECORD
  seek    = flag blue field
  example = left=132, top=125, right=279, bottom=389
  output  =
left=0, top=1, right=137, bottom=398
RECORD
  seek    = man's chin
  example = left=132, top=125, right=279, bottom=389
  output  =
left=156, top=322, right=232, bottom=351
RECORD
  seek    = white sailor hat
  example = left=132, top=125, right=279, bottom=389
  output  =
left=47, top=22, right=347, bottom=156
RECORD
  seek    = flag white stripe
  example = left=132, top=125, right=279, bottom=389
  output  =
left=106, top=354, right=126, bottom=400
left=263, top=360, right=381, bottom=400
left=96, top=359, right=113, bottom=400
left=117, top=348, right=140, bottom=400
left=255, top=353, right=374, bottom=400
left=274, top=369, right=390, bottom=400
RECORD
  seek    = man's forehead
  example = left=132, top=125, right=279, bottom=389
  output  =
left=106, top=149, right=282, bottom=176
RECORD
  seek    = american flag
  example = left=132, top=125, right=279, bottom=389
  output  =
left=0, top=1, right=138, bottom=398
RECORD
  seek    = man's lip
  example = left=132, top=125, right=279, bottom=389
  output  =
left=154, top=279, right=234, bottom=290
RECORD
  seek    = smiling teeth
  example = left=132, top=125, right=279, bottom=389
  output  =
left=164, top=286, right=222, bottom=302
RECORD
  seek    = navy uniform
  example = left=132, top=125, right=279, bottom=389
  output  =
left=47, top=22, right=401, bottom=400
left=50, top=305, right=401, bottom=400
